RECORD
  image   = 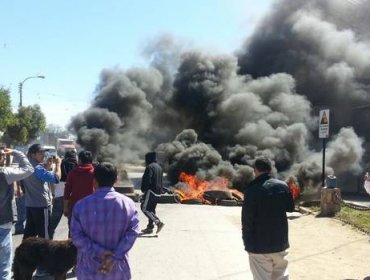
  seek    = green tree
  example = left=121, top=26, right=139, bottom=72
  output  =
left=4, top=105, right=46, bottom=145
left=0, top=87, right=15, bottom=132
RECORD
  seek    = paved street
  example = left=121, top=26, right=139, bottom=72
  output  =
left=12, top=203, right=252, bottom=280
left=12, top=200, right=370, bottom=280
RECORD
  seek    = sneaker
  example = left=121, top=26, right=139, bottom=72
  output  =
left=156, top=222, right=165, bottom=234
left=141, top=228, right=154, bottom=234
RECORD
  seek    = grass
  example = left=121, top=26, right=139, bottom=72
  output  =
left=300, top=202, right=370, bottom=234
left=335, top=205, right=370, bottom=234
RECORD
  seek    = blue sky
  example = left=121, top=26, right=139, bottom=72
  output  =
left=0, top=0, right=272, bottom=128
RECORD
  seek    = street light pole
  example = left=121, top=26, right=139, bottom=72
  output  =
left=18, top=75, right=45, bottom=108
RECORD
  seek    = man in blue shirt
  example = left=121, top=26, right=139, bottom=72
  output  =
left=22, top=144, right=62, bottom=278
left=23, top=144, right=61, bottom=240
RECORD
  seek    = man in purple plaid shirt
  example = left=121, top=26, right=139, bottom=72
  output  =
left=71, top=162, right=139, bottom=280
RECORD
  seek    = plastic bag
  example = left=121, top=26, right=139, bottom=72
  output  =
left=364, top=180, right=370, bottom=196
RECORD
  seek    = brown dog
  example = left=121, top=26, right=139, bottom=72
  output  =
left=12, top=237, right=77, bottom=280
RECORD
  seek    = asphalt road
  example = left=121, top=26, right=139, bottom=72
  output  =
left=12, top=203, right=253, bottom=280
left=12, top=198, right=370, bottom=280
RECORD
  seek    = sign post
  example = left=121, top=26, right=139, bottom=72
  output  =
left=319, top=109, right=330, bottom=187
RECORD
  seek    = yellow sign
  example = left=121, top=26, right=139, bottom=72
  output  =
left=320, top=112, right=328, bottom=124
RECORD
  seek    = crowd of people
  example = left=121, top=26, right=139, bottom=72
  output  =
left=3, top=143, right=368, bottom=280
left=0, top=144, right=165, bottom=280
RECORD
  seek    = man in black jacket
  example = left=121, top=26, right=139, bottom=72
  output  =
left=140, top=152, right=165, bottom=234
left=242, top=156, right=295, bottom=280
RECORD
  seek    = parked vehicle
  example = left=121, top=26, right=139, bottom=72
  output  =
left=56, top=138, right=76, bottom=157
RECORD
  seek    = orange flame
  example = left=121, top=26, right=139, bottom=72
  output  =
left=288, top=182, right=300, bottom=200
left=176, top=172, right=229, bottom=203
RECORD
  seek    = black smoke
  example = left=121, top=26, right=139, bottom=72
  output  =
left=238, top=0, right=370, bottom=135
left=70, top=1, right=368, bottom=193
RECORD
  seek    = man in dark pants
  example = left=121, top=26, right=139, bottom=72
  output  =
left=242, top=156, right=295, bottom=280
left=22, top=144, right=61, bottom=278
left=49, top=150, right=77, bottom=239
left=140, top=152, right=165, bottom=234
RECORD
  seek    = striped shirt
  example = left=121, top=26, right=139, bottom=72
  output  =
left=71, top=187, right=139, bottom=280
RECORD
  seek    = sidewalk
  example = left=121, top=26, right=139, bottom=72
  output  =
left=342, top=193, right=370, bottom=208
left=133, top=204, right=370, bottom=280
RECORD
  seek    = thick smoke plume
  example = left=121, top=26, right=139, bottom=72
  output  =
left=70, top=0, right=368, bottom=193
left=238, top=0, right=370, bottom=136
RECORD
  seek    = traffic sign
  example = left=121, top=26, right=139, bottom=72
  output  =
left=319, top=109, right=330, bottom=139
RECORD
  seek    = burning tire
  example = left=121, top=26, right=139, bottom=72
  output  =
left=181, top=199, right=203, bottom=205
left=157, top=194, right=180, bottom=204
left=231, top=191, right=243, bottom=201
left=219, top=200, right=239, bottom=207
left=203, top=190, right=233, bottom=204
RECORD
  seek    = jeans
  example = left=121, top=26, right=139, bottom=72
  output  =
left=0, top=227, right=12, bottom=280
left=49, top=197, right=64, bottom=239
left=15, top=196, right=26, bottom=233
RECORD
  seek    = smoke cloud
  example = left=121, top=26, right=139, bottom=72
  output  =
left=70, top=0, right=368, bottom=193
left=237, top=0, right=370, bottom=134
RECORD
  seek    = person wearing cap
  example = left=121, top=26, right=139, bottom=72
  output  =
left=140, top=152, right=165, bottom=234
left=22, top=144, right=62, bottom=278
left=242, top=156, right=295, bottom=280
left=22, top=144, right=61, bottom=240
left=0, top=147, right=34, bottom=280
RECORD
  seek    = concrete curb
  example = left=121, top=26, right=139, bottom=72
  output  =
left=298, top=206, right=316, bottom=215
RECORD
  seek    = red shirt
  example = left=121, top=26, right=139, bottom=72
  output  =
left=64, top=163, right=95, bottom=208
